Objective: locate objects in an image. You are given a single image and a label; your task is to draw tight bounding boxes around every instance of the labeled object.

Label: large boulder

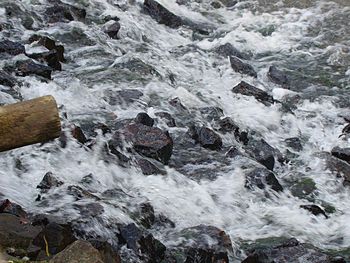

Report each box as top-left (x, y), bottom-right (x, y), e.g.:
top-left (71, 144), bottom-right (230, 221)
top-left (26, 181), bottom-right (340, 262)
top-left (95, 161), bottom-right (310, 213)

top-left (49, 240), bottom-right (103, 263)
top-left (245, 139), bottom-right (276, 171)
top-left (232, 81), bottom-right (275, 106)
top-left (110, 123), bottom-right (173, 164)
top-left (242, 238), bottom-right (342, 263)
top-left (229, 56), bottom-right (257, 78)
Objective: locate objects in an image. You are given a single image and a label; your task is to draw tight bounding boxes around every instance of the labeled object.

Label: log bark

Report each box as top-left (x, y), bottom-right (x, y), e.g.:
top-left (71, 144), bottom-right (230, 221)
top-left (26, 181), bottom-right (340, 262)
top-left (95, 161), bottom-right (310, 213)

top-left (0, 95), bottom-right (61, 152)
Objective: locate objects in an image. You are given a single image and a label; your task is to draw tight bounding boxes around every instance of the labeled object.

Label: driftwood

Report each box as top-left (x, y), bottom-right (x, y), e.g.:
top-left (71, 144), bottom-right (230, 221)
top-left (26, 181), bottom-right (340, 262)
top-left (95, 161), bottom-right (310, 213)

top-left (0, 95), bottom-right (61, 152)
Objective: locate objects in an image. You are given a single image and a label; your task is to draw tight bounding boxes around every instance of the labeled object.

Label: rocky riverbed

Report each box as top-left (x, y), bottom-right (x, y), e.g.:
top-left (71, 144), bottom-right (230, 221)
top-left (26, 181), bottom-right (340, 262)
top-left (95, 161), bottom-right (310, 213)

top-left (1, 0), bottom-right (350, 262)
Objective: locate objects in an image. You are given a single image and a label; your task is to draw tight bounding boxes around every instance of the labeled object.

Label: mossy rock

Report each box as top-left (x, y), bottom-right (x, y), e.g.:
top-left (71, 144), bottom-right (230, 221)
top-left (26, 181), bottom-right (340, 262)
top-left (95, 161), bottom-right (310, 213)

top-left (290, 178), bottom-right (317, 199)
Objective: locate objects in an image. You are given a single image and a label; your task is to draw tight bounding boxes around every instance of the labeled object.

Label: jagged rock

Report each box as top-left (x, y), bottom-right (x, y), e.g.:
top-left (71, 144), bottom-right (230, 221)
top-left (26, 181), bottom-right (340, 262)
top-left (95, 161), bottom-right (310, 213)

top-left (0, 39), bottom-right (25, 55)
top-left (331, 147), bottom-right (350, 164)
top-left (45, 2), bottom-right (86, 23)
top-left (110, 123), bottom-right (173, 164)
top-left (15, 60), bottom-right (52, 79)
top-left (37, 172), bottom-right (63, 192)
top-left (103, 20), bottom-right (121, 39)
top-left (211, 1), bottom-right (222, 9)
top-left (215, 43), bottom-right (247, 59)
top-left (135, 113), bottom-right (154, 127)
top-left (67, 185), bottom-right (100, 201)
top-left (71, 125), bottom-right (88, 144)
top-left (220, 0), bottom-right (238, 7)
top-left (0, 214), bottom-right (41, 248)
top-left (245, 167), bottom-right (283, 192)
top-left (0, 199), bottom-right (27, 218)
top-left (226, 146), bottom-right (243, 158)
top-left (218, 117), bottom-right (240, 134)
top-left (27, 50), bottom-right (62, 71)
top-left (132, 202), bottom-right (156, 229)
top-left (50, 240), bottom-right (103, 263)
top-left (89, 240), bottom-right (121, 263)
top-left (245, 139), bottom-right (275, 171)
top-left (199, 106), bottom-right (224, 122)
top-left (144, 0), bottom-right (183, 28)
top-left (290, 178), bottom-right (316, 199)
top-left (137, 158), bottom-right (165, 175)
top-left (189, 126), bottom-right (223, 150)
top-left (29, 35), bottom-right (65, 62)
top-left (300, 204), bottom-right (328, 218)
top-left (232, 81), bottom-right (275, 106)
top-left (155, 112), bottom-right (176, 127)
top-left (242, 238), bottom-right (340, 263)
top-left (32, 222), bottom-right (76, 255)
top-left (229, 56), bottom-right (257, 78)
top-left (285, 137), bottom-right (303, 152)
top-left (166, 225), bottom-right (232, 263)
top-left (268, 65), bottom-right (289, 86)
top-left (73, 203), bottom-right (104, 217)
top-left (320, 153), bottom-right (350, 186)
top-left (0, 71), bottom-right (17, 87)
top-left (119, 223), bottom-right (166, 262)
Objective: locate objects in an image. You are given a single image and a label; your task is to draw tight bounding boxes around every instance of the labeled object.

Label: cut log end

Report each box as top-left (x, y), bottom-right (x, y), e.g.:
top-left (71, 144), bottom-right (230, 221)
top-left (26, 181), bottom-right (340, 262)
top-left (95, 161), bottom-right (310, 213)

top-left (0, 95), bottom-right (61, 152)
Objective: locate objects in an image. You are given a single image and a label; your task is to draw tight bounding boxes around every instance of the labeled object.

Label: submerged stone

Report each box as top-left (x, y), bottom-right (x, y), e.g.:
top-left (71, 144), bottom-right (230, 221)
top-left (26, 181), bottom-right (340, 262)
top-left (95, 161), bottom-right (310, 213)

top-left (215, 43), bottom-right (247, 59)
top-left (268, 65), bottom-right (289, 86)
top-left (232, 81), bottom-right (275, 106)
top-left (300, 204), bottom-right (328, 218)
top-left (229, 56), bottom-right (257, 78)
top-left (135, 112), bottom-right (154, 127)
top-left (245, 167), bottom-right (283, 192)
top-left (37, 172), bottom-right (64, 192)
top-left (0, 39), bottom-right (25, 55)
top-left (331, 147), bottom-right (350, 164)
top-left (245, 139), bottom-right (276, 171)
top-left (189, 125), bottom-right (223, 150)
top-left (15, 60), bottom-right (52, 79)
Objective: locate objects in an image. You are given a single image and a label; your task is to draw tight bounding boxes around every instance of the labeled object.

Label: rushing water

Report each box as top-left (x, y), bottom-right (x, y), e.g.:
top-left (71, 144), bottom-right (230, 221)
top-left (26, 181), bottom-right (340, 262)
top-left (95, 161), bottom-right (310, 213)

top-left (0, 0), bottom-right (350, 261)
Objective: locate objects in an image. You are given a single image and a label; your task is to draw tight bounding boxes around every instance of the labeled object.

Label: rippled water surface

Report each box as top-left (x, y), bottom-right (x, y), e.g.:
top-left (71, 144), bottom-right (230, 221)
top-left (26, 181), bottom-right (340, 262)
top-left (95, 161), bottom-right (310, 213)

top-left (1, 0), bottom-right (350, 261)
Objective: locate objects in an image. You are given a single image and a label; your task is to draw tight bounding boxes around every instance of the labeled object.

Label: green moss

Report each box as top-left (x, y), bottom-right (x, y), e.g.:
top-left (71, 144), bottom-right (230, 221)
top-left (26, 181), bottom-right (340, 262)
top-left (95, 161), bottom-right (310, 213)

top-left (290, 178), bottom-right (317, 199)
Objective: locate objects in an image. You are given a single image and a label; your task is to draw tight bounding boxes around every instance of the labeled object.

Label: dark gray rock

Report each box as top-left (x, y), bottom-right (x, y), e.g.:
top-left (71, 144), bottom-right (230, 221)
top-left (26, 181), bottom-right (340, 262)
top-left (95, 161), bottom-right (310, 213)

top-left (0, 199), bottom-right (27, 218)
top-left (189, 125), bottom-right (223, 150)
top-left (245, 139), bottom-right (275, 171)
top-left (245, 167), bottom-right (283, 192)
top-left (144, 0), bottom-right (183, 28)
top-left (137, 158), bottom-right (165, 175)
top-left (215, 43), bottom-right (247, 59)
top-left (320, 153), bottom-right (350, 186)
top-left (44, 2), bottom-right (86, 23)
top-left (242, 238), bottom-right (339, 263)
top-left (0, 39), bottom-right (25, 55)
top-left (0, 70), bottom-right (17, 87)
top-left (37, 172), bottom-right (64, 192)
top-left (103, 21), bottom-right (121, 39)
top-left (71, 125), bottom-right (88, 144)
top-left (135, 113), bottom-right (154, 127)
top-left (331, 147), bottom-right (350, 164)
top-left (268, 65), bottom-right (289, 86)
top-left (27, 50), bottom-right (62, 71)
top-left (199, 106), bottom-right (224, 122)
top-left (232, 81), bottom-right (275, 106)
top-left (89, 239), bottom-right (121, 263)
top-left (15, 60), bottom-right (52, 79)
top-left (285, 137), bottom-right (303, 152)
top-left (29, 35), bottom-right (65, 62)
top-left (218, 117), bottom-right (240, 134)
top-left (300, 204), bottom-right (328, 218)
top-left (105, 89), bottom-right (143, 106)
top-left (229, 56), bottom-right (257, 78)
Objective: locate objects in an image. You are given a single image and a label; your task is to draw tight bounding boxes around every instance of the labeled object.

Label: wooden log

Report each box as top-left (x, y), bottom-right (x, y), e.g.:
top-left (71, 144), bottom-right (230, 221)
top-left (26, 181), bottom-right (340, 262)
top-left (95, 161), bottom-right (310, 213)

top-left (0, 95), bottom-right (61, 152)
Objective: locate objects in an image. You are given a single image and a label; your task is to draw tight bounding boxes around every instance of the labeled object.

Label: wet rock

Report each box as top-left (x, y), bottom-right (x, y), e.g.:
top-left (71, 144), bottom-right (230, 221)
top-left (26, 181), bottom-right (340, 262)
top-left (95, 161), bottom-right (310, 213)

top-left (143, 0), bottom-right (183, 28)
top-left (0, 214), bottom-right (42, 248)
top-left (229, 56), bottom-right (257, 78)
top-left (0, 199), bottom-right (27, 218)
top-left (169, 97), bottom-right (188, 111)
top-left (15, 60), bottom-right (52, 79)
top-left (242, 238), bottom-right (337, 263)
top-left (199, 106), bottom-right (224, 122)
top-left (45, 2), bottom-right (86, 23)
top-left (5, 3), bottom-right (37, 30)
top-left (0, 70), bottom-right (17, 87)
top-left (103, 20), bottom-right (121, 39)
top-left (232, 81), bottom-right (275, 106)
top-left (105, 89), bottom-right (143, 106)
top-left (211, 1), bottom-right (222, 9)
top-left (215, 43), bottom-right (247, 59)
top-left (71, 125), bottom-right (88, 144)
top-left (155, 112), bottom-right (176, 127)
top-left (189, 125), bottom-right (223, 150)
top-left (111, 123), bottom-right (173, 164)
top-left (135, 112), bottom-right (154, 127)
top-left (320, 153), bottom-right (350, 186)
top-left (37, 172), bottom-right (64, 192)
top-left (331, 147), bottom-right (350, 164)
top-left (218, 117), bottom-right (240, 134)
top-left (133, 202), bottom-right (156, 229)
top-left (237, 131), bottom-right (249, 145)
top-left (50, 240), bottom-right (103, 263)
top-left (67, 185), bottom-right (100, 201)
top-left (89, 240), bottom-right (121, 263)
top-left (137, 158), bottom-right (165, 175)
top-left (285, 137), bottom-right (303, 152)
top-left (0, 39), bottom-right (25, 55)
top-left (114, 58), bottom-right (160, 77)
top-left (226, 146), bottom-right (243, 158)
top-left (167, 225), bottom-right (232, 263)
top-left (27, 50), bottom-right (62, 71)
top-left (245, 139), bottom-right (275, 171)
top-left (268, 65), bottom-right (289, 86)
top-left (74, 203), bottom-right (104, 217)
top-left (300, 204), bottom-right (328, 218)
top-left (32, 222), bottom-right (76, 255)
top-left (119, 223), bottom-right (166, 262)
top-left (245, 167), bottom-right (283, 192)
top-left (290, 178), bottom-right (316, 199)
top-left (29, 35), bottom-right (65, 62)
top-left (220, 0), bottom-right (238, 7)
